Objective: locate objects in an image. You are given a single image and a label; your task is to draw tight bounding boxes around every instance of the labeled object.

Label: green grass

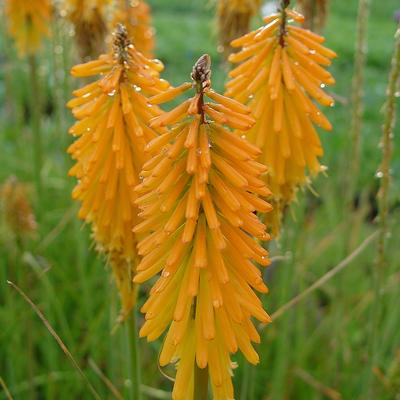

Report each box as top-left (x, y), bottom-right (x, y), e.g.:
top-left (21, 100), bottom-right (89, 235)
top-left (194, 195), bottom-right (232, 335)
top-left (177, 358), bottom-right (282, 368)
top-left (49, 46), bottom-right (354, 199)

top-left (1, 0), bottom-right (400, 399)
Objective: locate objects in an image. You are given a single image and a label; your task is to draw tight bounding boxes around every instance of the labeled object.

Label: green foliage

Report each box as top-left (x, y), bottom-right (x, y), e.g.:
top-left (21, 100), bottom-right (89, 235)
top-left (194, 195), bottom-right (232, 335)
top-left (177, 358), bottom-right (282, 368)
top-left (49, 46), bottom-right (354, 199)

top-left (0, 0), bottom-right (399, 399)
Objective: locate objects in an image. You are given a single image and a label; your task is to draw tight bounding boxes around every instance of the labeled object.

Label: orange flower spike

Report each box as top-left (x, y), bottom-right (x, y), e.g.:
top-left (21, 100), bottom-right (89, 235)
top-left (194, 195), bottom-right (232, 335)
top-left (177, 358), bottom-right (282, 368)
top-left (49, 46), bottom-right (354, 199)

top-left (217, 0), bottom-right (261, 59)
top-left (227, 4), bottom-right (336, 235)
top-left (66, 0), bottom-right (111, 59)
top-left (67, 24), bottom-right (169, 320)
top-left (134, 54), bottom-right (272, 400)
top-left (5, 0), bottom-right (51, 56)
top-left (112, 0), bottom-right (155, 58)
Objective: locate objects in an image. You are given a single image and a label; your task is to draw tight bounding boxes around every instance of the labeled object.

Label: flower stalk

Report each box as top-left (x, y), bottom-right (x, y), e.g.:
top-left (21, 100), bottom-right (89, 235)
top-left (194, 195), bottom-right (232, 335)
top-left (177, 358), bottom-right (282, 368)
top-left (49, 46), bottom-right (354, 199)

top-left (349, 0), bottom-right (370, 203)
top-left (28, 54), bottom-right (43, 201)
top-left (376, 27), bottom-right (400, 270)
top-left (126, 311), bottom-right (142, 400)
top-left (368, 25), bottom-right (400, 399)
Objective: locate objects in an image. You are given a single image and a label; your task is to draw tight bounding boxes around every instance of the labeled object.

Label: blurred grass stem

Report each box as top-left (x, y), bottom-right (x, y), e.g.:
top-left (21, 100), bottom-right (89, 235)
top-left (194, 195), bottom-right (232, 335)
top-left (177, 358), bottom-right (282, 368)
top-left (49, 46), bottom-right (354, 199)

top-left (368, 25), bottom-right (400, 398)
top-left (7, 280), bottom-right (102, 400)
top-left (126, 311), bottom-right (142, 400)
top-left (28, 55), bottom-right (43, 201)
top-left (349, 0), bottom-right (370, 200)
top-left (259, 230), bottom-right (379, 329)
top-left (0, 376), bottom-right (14, 400)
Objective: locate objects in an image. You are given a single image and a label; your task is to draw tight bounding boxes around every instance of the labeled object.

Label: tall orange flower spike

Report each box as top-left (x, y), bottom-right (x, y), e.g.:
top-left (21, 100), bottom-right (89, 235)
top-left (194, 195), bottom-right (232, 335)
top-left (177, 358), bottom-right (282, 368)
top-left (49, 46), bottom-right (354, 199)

top-left (66, 0), bottom-right (111, 59)
top-left (217, 0), bottom-right (261, 59)
top-left (5, 0), bottom-right (51, 56)
top-left (113, 0), bottom-right (155, 58)
top-left (134, 54), bottom-right (273, 400)
top-left (226, 4), bottom-right (336, 234)
top-left (67, 24), bottom-right (169, 320)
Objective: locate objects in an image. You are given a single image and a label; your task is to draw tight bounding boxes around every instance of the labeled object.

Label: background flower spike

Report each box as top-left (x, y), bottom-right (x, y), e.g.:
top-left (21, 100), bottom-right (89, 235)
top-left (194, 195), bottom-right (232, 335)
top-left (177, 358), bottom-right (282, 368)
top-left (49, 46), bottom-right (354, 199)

top-left (66, 0), bottom-right (110, 60)
top-left (226, 4), bottom-right (336, 235)
top-left (217, 0), bottom-right (261, 60)
top-left (5, 0), bottom-right (51, 57)
top-left (112, 0), bottom-right (155, 58)
top-left (134, 54), bottom-right (273, 400)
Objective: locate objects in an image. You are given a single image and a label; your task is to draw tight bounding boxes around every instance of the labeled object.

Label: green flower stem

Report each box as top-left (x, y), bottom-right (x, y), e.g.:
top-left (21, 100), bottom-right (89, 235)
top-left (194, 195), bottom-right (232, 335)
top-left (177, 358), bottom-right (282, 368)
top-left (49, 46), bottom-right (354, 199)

top-left (28, 54), bottom-right (43, 202)
top-left (127, 311), bottom-right (142, 400)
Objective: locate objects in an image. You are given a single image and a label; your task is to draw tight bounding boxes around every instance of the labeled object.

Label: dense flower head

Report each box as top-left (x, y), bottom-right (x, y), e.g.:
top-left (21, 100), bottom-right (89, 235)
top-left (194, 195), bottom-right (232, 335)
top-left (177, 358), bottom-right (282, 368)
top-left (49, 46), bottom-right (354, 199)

top-left (66, 0), bottom-right (111, 59)
top-left (112, 0), bottom-right (155, 58)
top-left (0, 177), bottom-right (37, 239)
top-left (5, 0), bottom-right (51, 56)
top-left (67, 24), bottom-right (169, 318)
top-left (297, 0), bottom-right (329, 32)
top-left (226, 6), bottom-right (336, 234)
top-left (134, 54), bottom-right (272, 400)
top-left (217, 0), bottom-right (261, 59)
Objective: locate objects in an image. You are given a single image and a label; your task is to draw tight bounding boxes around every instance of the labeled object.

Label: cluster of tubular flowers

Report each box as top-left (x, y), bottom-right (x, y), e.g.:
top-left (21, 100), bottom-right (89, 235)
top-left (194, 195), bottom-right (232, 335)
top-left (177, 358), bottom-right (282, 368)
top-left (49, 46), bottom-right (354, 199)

top-left (66, 0), bottom-right (111, 59)
top-left (112, 0), bottom-right (155, 58)
top-left (133, 54), bottom-right (272, 400)
top-left (226, 7), bottom-right (336, 234)
top-left (297, 0), bottom-right (330, 32)
top-left (217, 0), bottom-right (260, 59)
top-left (67, 24), bottom-right (169, 319)
top-left (0, 177), bottom-right (37, 240)
top-left (5, 0), bottom-right (51, 56)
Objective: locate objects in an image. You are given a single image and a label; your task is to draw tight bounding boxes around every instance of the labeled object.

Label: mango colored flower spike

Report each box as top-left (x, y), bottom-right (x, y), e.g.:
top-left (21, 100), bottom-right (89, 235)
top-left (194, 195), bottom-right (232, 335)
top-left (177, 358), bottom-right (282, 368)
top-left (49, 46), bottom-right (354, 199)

top-left (5, 0), bottom-right (51, 56)
top-left (113, 0), bottom-right (155, 58)
top-left (0, 177), bottom-right (37, 240)
top-left (226, 4), bottom-right (336, 234)
top-left (66, 0), bottom-right (111, 59)
top-left (134, 54), bottom-right (273, 399)
top-left (67, 24), bottom-right (169, 320)
top-left (217, 0), bottom-right (261, 59)
top-left (297, 0), bottom-right (330, 32)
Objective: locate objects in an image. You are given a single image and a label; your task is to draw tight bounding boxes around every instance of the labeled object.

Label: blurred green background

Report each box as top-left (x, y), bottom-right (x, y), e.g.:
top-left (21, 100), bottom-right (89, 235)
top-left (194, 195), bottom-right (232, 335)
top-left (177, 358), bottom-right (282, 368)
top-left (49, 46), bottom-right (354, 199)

top-left (0, 0), bottom-right (399, 399)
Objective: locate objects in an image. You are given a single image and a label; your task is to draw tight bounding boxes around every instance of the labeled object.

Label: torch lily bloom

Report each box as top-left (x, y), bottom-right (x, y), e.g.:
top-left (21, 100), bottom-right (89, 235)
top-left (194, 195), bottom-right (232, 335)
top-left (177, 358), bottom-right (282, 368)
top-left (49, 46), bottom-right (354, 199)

top-left (67, 24), bottom-right (169, 319)
top-left (134, 54), bottom-right (272, 399)
top-left (113, 0), bottom-right (155, 58)
top-left (5, 0), bottom-right (51, 56)
top-left (226, 5), bottom-right (336, 234)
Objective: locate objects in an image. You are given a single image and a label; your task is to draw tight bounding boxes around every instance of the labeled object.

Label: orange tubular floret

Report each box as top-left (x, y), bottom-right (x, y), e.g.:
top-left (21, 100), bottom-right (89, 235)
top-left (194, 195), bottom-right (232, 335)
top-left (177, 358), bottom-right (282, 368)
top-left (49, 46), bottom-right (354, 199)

top-left (133, 54), bottom-right (272, 400)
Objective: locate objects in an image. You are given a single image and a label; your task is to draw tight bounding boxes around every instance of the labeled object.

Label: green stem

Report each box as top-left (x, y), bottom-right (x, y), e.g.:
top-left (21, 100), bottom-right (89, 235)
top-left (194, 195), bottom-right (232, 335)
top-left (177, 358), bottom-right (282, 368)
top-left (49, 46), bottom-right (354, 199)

top-left (368, 25), bottom-right (400, 399)
top-left (194, 364), bottom-right (208, 400)
top-left (28, 54), bottom-right (43, 201)
top-left (240, 362), bottom-right (255, 400)
top-left (126, 311), bottom-right (142, 400)
top-left (349, 0), bottom-right (370, 203)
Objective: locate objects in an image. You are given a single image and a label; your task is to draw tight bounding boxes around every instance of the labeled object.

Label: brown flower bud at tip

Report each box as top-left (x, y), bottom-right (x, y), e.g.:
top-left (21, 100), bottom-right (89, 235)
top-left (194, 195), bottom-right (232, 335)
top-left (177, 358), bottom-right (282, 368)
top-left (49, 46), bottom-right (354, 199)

top-left (191, 54), bottom-right (212, 91)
